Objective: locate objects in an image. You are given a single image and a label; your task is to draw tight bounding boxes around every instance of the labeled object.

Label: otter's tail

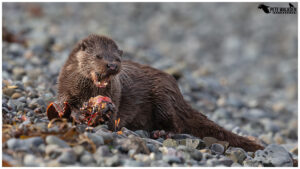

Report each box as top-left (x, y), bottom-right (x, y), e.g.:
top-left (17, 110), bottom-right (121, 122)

top-left (182, 111), bottom-right (264, 152)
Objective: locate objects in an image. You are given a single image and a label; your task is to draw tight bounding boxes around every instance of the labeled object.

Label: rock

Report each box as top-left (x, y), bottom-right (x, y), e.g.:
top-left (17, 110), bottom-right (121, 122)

top-left (94, 145), bottom-right (112, 158)
top-left (210, 143), bottom-right (224, 155)
top-left (163, 155), bottom-right (183, 164)
top-left (57, 149), bottom-right (76, 164)
top-left (146, 143), bottom-right (158, 152)
top-left (203, 137), bottom-right (218, 147)
top-left (253, 144), bottom-right (293, 167)
top-left (123, 159), bottom-right (146, 167)
top-left (80, 151), bottom-right (96, 165)
top-left (72, 145), bottom-right (85, 156)
top-left (24, 154), bottom-right (43, 166)
top-left (134, 130), bottom-right (150, 138)
top-left (11, 92), bottom-right (22, 99)
top-left (133, 153), bottom-right (151, 163)
top-left (117, 136), bottom-right (150, 155)
top-left (121, 127), bottom-right (139, 137)
top-left (163, 139), bottom-right (178, 148)
top-left (150, 160), bottom-right (171, 167)
top-left (45, 144), bottom-right (62, 159)
top-left (84, 132), bottom-right (104, 147)
top-left (6, 137), bottom-right (44, 152)
top-left (177, 138), bottom-right (206, 149)
top-left (290, 147), bottom-right (298, 155)
top-left (46, 135), bottom-right (70, 148)
top-left (12, 67), bottom-right (26, 80)
top-left (225, 147), bottom-right (247, 164)
top-left (191, 150), bottom-right (203, 161)
top-left (96, 131), bottom-right (114, 144)
top-left (243, 157), bottom-right (261, 167)
top-left (3, 88), bottom-right (15, 96)
top-left (274, 133), bottom-right (285, 144)
top-left (105, 155), bottom-right (121, 166)
top-left (218, 157), bottom-right (234, 166)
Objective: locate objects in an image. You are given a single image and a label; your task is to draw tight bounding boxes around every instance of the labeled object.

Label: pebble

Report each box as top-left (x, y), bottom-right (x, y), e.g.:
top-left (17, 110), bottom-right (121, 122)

top-left (225, 147), bottom-right (247, 164)
top-left (6, 137), bottom-right (44, 152)
top-left (191, 150), bottom-right (203, 161)
top-left (210, 143), bottom-right (225, 155)
top-left (84, 132), bottom-right (104, 147)
top-left (105, 155), bottom-right (121, 166)
top-left (11, 92), bottom-right (22, 99)
top-left (57, 149), bottom-right (77, 164)
top-left (94, 145), bottom-right (112, 157)
top-left (253, 144), bottom-right (293, 167)
top-left (80, 151), bottom-right (96, 165)
top-left (96, 131), bottom-right (114, 144)
top-left (46, 135), bottom-right (70, 148)
top-left (163, 155), bottom-right (183, 164)
top-left (3, 88), bottom-right (15, 96)
top-left (163, 139), bottom-right (178, 148)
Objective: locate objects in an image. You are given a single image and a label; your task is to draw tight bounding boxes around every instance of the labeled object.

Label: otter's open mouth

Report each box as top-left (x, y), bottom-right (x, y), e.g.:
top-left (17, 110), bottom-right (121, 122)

top-left (91, 72), bottom-right (111, 88)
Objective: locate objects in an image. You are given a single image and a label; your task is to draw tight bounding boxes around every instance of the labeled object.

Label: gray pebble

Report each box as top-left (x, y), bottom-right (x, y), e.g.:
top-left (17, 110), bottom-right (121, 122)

top-left (84, 132), bottom-right (104, 147)
top-left (57, 149), bottom-right (77, 164)
top-left (210, 143), bottom-right (224, 155)
top-left (46, 135), bottom-right (70, 148)
top-left (253, 144), bottom-right (293, 167)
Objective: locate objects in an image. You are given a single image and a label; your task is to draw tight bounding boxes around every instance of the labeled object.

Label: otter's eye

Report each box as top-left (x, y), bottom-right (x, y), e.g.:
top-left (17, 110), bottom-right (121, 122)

top-left (96, 55), bottom-right (103, 59)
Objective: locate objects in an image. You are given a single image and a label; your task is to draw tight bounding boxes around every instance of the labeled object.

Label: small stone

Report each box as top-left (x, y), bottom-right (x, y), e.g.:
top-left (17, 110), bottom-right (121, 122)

top-left (3, 88), bottom-right (15, 96)
top-left (46, 135), bottom-right (70, 148)
top-left (290, 147), bottom-right (298, 155)
top-left (96, 131), bottom-right (113, 144)
top-left (94, 145), bottom-right (112, 157)
top-left (11, 92), bottom-right (22, 99)
top-left (177, 138), bottom-right (206, 149)
top-left (210, 143), bottom-right (225, 155)
top-left (85, 132), bottom-right (104, 147)
top-left (218, 157), bottom-right (234, 166)
top-left (24, 154), bottom-right (42, 166)
top-left (57, 149), bottom-right (76, 164)
top-left (163, 139), bottom-right (178, 148)
top-left (45, 144), bottom-right (62, 159)
top-left (253, 144), bottom-right (293, 167)
top-left (203, 137), bottom-right (218, 147)
top-left (274, 133), bottom-right (285, 144)
top-left (163, 155), bottom-right (183, 164)
top-left (123, 159), bottom-right (146, 167)
top-left (191, 150), bottom-right (203, 161)
top-left (105, 155), bottom-right (121, 166)
top-left (150, 160), bottom-right (171, 167)
top-left (225, 147), bottom-right (247, 165)
top-left (80, 151), bottom-right (95, 165)
top-left (72, 145), bottom-right (85, 156)
top-left (13, 67), bottom-right (26, 79)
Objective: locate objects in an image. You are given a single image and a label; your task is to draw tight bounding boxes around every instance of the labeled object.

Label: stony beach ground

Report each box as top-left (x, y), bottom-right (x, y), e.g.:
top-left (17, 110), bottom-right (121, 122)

top-left (2, 3), bottom-right (298, 167)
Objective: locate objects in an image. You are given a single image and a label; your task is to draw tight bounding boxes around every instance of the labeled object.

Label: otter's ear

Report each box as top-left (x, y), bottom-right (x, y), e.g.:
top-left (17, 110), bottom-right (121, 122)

top-left (118, 50), bottom-right (123, 56)
top-left (80, 41), bottom-right (87, 51)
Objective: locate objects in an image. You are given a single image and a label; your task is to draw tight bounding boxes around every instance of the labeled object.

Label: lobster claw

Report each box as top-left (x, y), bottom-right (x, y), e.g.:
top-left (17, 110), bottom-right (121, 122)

top-left (46, 102), bottom-right (72, 120)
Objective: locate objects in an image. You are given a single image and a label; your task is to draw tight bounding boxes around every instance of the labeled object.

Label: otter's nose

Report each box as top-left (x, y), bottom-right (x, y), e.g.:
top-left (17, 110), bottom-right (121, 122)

top-left (107, 63), bottom-right (118, 70)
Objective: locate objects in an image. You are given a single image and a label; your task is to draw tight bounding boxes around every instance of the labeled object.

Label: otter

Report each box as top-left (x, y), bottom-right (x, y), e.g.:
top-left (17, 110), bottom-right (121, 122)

top-left (57, 34), bottom-right (264, 152)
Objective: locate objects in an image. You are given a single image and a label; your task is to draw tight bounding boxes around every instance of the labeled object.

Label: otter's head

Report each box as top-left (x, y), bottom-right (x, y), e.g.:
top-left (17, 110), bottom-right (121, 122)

top-left (76, 34), bottom-right (123, 88)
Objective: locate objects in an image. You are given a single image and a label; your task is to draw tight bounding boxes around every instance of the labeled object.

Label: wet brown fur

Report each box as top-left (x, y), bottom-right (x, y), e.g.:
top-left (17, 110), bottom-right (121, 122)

top-left (58, 34), bottom-right (264, 152)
